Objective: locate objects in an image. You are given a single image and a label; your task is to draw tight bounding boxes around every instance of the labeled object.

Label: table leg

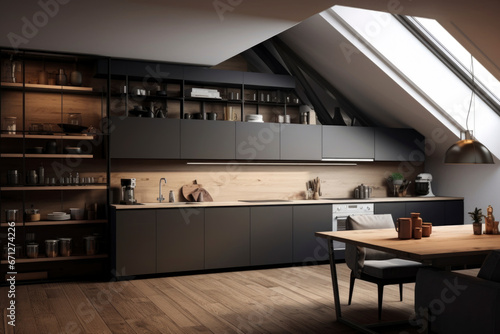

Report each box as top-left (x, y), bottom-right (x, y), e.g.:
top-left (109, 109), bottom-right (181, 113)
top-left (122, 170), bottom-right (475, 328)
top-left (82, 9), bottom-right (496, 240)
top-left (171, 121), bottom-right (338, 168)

top-left (327, 239), bottom-right (342, 319)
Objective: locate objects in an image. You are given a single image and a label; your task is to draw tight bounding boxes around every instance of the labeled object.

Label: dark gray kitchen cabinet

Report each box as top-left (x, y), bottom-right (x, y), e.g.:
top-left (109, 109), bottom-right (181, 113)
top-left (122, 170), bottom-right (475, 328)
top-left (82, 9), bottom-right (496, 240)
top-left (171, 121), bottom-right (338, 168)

top-left (110, 117), bottom-right (180, 159)
top-left (293, 205), bottom-right (332, 263)
top-left (322, 126), bottom-right (374, 159)
top-left (280, 124), bottom-right (322, 161)
top-left (406, 201), bottom-right (446, 226)
top-left (235, 122), bottom-right (281, 160)
top-left (375, 200), bottom-right (463, 227)
top-left (374, 202), bottom-right (406, 222)
top-left (180, 119), bottom-right (236, 159)
top-left (250, 206), bottom-right (293, 266)
top-left (374, 128), bottom-right (425, 162)
top-left (444, 200), bottom-right (464, 225)
top-left (205, 207), bottom-right (250, 269)
top-left (115, 210), bottom-right (156, 276)
top-left (157, 208), bottom-right (205, 273)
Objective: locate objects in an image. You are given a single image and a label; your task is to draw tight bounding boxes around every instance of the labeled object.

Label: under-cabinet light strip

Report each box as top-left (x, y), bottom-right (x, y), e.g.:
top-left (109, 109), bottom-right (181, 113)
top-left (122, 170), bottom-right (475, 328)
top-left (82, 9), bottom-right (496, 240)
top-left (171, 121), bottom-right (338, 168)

top-left (321, 158), bottom-right (374, 162)
top-left (186, 162), bottom-right (357, 166)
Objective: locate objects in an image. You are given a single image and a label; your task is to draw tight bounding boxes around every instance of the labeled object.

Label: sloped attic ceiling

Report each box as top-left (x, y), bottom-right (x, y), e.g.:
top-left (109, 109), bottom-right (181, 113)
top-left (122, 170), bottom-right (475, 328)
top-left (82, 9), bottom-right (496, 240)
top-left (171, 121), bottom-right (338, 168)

top-left (278, 4), bottom-right (500, 159)
top-left (0, 0), bottom-right (340, 66)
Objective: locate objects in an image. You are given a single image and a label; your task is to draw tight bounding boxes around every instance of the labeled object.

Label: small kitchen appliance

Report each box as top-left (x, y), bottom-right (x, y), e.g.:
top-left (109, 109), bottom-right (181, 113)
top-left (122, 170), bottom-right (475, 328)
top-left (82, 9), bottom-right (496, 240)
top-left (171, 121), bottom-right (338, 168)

top-left (415, 173), bottom-right (435, 197)
top-left (120, 178), bottom-right (137, 204)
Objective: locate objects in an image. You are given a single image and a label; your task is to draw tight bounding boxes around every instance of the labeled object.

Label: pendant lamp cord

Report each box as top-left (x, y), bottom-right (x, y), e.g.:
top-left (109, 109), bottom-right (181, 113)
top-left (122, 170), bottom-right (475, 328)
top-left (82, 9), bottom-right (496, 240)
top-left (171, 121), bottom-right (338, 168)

top-left (465, 54), bottom-right (475, 134)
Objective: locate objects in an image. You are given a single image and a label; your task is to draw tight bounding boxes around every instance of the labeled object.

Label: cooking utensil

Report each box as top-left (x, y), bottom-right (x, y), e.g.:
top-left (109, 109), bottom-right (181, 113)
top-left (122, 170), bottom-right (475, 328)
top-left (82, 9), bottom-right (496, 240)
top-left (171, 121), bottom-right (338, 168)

top-left (57, 123), bottom-right (88, 133)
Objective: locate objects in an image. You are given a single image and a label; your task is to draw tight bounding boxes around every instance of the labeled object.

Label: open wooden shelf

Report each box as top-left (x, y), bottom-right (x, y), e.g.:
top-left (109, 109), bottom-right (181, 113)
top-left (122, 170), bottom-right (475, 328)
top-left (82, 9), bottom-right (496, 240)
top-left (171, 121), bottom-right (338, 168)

top-left (1, 82), bottom-right (95, 93)
top-left (1, 134), bottom-right (95, 140)
top-left (1, 253), bottom-right (108, 264)
top-left (1, 219), bottom-right (107, 227)
top-left (0, 185), bottom-right (107, 191)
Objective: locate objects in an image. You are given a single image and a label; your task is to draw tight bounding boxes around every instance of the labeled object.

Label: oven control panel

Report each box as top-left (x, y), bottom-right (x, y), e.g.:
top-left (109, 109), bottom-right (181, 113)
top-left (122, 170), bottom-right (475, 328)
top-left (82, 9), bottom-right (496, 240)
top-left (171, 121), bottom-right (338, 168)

top-left (332, 203), bottom-right (374, 214)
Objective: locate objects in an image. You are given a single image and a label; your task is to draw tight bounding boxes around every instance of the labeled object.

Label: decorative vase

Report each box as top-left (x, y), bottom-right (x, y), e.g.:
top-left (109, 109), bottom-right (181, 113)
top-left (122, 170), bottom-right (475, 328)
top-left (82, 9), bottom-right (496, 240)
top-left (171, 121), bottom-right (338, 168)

top-left (70, 70), bottom-right (82, 86)
top-left (411, 212), bottom-right (423, 238)
top-left (56, 68), bottom-right (67, 86)
top-left (473, 223), bottom-right (482, 235)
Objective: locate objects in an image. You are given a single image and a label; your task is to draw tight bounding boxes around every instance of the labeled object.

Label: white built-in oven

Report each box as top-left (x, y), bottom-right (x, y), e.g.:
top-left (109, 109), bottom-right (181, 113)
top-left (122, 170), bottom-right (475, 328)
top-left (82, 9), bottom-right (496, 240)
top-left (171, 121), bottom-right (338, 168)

top-left (332, 203), bottom-right (374, 251)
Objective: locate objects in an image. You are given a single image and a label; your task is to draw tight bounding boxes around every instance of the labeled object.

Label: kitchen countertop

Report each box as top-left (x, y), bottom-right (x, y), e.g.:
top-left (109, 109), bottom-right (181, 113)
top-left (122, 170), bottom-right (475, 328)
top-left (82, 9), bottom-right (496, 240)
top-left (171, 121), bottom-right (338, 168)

top-left (112, 196), bottom-right (463, 209)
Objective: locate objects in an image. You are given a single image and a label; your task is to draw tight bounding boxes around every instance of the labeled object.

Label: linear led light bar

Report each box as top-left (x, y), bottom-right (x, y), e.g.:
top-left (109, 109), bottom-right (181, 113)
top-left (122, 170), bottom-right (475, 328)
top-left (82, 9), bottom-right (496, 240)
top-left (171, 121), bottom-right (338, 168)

top-left (321, 158), bottom-right (374, 162)
top-left (186, 162), bottom-right (357, 166)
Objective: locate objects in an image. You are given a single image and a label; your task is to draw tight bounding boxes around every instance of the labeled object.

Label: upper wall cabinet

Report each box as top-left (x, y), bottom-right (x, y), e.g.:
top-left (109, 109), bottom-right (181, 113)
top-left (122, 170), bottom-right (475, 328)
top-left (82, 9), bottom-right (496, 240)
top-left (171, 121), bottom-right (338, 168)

top-left (109, 117), bottom-right (180, 159)
top-left (180, 119), bottom-right (236, 160)
top-left (322, 126), bottom-right (374, 160)
top-left (235, 122), bottom-right (280, 160)
top-left (281, 124), bottom-right (322, 161)
top-left (374, 128), bottom-right (425, 162)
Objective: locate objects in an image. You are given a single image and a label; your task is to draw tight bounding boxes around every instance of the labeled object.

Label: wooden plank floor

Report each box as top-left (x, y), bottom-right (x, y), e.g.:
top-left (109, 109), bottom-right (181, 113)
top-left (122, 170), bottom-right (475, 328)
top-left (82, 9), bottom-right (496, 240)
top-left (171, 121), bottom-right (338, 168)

top-left (1, 263), bottom-right (463, 334)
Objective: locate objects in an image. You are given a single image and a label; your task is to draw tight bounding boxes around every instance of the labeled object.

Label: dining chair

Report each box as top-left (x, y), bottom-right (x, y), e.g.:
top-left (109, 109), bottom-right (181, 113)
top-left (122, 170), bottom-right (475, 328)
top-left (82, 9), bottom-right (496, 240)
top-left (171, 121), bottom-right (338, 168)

top-left (345, 214), bottom-right (422, 320)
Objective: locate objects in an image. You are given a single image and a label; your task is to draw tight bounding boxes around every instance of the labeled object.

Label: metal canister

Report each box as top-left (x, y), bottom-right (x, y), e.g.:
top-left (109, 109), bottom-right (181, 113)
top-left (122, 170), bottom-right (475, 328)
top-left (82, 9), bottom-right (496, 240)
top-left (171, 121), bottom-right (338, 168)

top-left (300, 111), bottom-right (309, 124)
top-left (84, 236), bottom-right (96, 255)
top-left (7, 170), bottom-right (18, 185)
top-left (45, 239), bottom-right (59, 258)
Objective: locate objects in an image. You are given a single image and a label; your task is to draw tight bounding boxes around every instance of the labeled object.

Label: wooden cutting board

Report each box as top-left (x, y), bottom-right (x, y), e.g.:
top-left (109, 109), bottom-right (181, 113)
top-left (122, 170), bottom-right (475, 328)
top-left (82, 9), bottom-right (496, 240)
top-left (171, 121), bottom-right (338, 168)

top-left (181, 180), bottom-right (213, 202)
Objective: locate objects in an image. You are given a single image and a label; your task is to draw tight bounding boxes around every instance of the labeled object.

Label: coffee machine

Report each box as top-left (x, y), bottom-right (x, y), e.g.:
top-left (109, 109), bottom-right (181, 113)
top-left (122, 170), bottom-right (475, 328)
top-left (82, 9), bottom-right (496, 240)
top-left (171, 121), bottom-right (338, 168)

top-left (415, 173), bottom-right (435, 197)
top-left (120, 178), bottom-right (137, 204)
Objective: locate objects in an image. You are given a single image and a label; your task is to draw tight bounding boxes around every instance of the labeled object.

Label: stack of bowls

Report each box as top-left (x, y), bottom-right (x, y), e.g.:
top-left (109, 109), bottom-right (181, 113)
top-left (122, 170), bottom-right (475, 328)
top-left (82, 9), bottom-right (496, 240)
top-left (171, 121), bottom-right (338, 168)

top-left (245, 114), bottom-right (264, 123)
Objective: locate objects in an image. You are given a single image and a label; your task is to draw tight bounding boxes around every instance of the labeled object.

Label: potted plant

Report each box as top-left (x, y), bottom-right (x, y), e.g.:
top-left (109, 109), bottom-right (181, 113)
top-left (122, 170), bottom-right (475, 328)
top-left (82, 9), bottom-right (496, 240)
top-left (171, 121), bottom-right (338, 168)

top-left (387, 172), bottom-right (404, 196)
top-left (468, 207), bottom-right (484, 235)
top-left (389, 172), bottom-right (404, 185)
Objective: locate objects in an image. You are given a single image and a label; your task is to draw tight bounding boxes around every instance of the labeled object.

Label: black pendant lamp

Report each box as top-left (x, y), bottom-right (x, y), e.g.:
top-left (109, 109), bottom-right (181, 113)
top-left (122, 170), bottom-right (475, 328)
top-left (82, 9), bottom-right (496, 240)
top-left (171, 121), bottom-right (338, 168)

top-left (444, 55), bottom-right (494, 164)
top-left (444, 130), bottom-right (494, 164)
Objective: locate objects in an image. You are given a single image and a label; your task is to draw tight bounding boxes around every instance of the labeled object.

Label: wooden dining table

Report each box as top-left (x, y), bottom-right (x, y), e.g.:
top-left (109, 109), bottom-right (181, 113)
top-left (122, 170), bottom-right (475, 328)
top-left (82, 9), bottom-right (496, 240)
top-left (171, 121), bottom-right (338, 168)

top-left (315, 224), bottom-right (500, 333)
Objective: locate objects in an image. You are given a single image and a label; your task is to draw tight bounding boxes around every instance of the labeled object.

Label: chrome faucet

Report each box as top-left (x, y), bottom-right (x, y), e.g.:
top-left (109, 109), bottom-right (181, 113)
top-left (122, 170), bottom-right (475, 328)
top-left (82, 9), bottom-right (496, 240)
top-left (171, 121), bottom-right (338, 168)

top-left (157, 178), bottom-right (167, 202)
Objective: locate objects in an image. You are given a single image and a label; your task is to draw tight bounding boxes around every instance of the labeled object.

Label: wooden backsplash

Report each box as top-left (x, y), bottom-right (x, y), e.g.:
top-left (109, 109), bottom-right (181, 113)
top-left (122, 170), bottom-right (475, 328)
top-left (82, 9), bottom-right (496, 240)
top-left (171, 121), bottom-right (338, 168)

top-left (110, 160), bottom-right (425, 203)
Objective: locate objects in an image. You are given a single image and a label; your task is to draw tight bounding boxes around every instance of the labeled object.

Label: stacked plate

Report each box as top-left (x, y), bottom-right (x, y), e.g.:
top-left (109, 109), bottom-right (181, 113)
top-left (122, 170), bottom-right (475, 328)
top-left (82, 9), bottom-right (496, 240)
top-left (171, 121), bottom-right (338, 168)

top-left (245, 114), bottom-right (264, 123)
top-left (47, 212), bottom-right (71, 221)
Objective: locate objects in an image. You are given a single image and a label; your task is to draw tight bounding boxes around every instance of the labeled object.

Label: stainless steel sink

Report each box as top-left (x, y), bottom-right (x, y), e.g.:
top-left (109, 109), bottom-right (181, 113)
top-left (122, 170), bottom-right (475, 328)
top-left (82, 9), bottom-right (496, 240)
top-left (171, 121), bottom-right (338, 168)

top-left (238, 199), bottom-right (293, 203)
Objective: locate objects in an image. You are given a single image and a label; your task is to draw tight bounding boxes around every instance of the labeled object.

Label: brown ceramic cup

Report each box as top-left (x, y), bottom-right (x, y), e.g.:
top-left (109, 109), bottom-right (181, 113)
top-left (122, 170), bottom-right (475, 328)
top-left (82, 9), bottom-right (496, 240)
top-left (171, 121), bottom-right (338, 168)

top-left (422, 225), bottom-right (431, 237)
top-left (414, 227), bottom-right (422, 239)
top-left (422, 222), bottom-right (432, 235)
top-left (396, 218), bottom-right (412, 239)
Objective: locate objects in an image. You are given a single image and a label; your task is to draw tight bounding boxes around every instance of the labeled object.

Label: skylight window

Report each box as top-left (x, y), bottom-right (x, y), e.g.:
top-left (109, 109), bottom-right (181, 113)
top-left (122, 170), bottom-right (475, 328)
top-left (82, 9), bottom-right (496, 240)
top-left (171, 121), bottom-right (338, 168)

top-left (322, 6), bottom-right (500, 156)
top-left (410, 17), bottom-right (500, 108)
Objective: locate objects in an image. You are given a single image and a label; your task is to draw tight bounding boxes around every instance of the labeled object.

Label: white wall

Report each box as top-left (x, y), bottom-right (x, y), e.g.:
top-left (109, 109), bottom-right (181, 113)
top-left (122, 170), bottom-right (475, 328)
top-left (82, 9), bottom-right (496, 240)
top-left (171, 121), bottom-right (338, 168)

top-left (427, 140), bottom-right (500, 225)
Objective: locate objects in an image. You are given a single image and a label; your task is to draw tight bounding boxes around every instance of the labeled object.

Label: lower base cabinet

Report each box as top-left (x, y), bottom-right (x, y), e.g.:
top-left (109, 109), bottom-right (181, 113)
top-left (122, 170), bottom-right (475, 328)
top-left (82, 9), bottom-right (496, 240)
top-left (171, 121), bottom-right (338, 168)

top-left (205, 207), bottom-right (251, 269)
top-left (292, 205), bottom-right (332, 263)
top-left (157, 208), bottom-right (205, 273)
top-left (251, 206), bottom-right (293, 266)
top-left (374, 200), bottom-right (464, 226)
top-left (115, 210), bottom-right (156, 276)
